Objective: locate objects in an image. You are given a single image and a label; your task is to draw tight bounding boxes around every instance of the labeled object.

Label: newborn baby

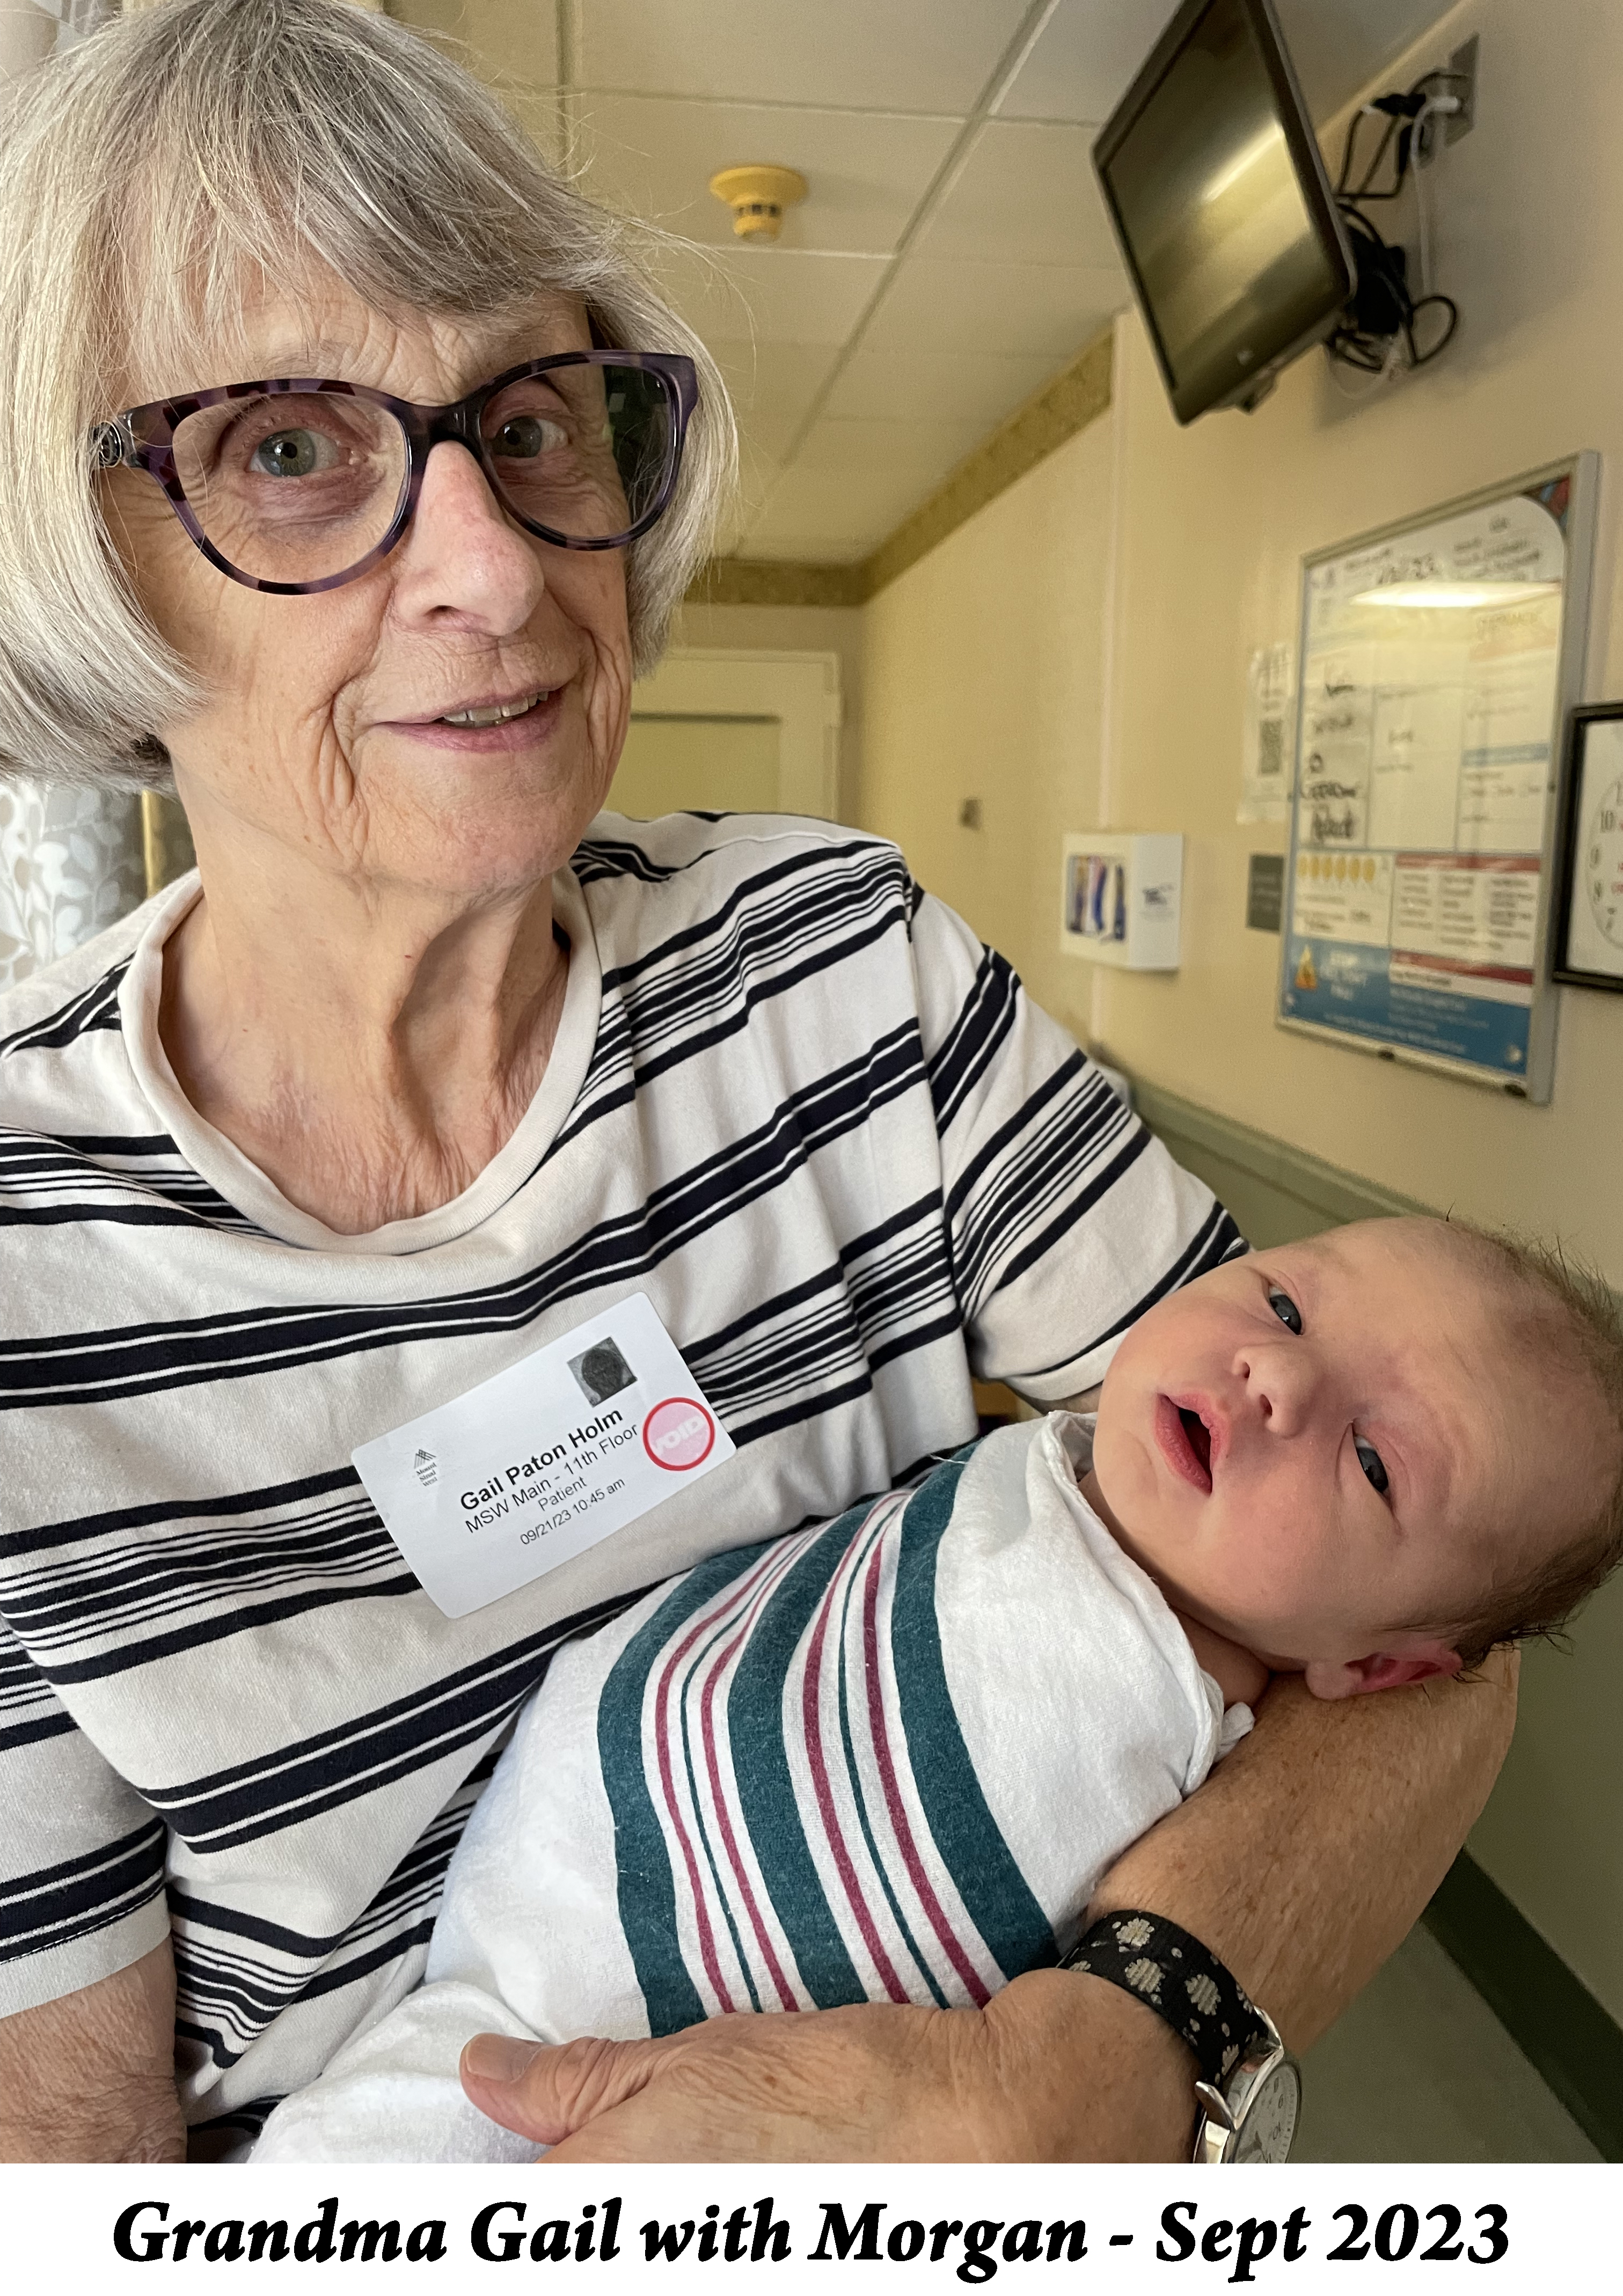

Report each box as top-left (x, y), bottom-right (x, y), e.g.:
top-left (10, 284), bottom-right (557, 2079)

top-left (255, 1216), bottom-right (1623, 2163)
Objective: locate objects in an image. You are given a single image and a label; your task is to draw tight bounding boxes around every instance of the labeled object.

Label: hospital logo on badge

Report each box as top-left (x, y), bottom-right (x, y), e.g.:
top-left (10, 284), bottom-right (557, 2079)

top-left (642, 1397), bottom-right (717, 1471)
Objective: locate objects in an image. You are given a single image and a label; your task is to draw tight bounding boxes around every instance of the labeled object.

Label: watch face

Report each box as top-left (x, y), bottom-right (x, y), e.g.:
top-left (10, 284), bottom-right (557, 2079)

top-left (1231, 2058), bottom-right (1302, 2163)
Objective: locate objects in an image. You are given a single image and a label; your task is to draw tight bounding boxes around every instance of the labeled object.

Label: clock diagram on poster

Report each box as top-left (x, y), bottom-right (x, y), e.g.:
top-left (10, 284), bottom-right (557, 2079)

top-left (1585, 773), bottom-right (1623, 948)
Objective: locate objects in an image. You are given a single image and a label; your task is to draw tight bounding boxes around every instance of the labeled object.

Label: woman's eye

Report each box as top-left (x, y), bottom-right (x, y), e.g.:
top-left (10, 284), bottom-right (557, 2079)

top-left (492, 413), bottom-right (567, 460)
top-left (249, 428), bottom-right (331, 479)
top-left (1355, 1437), bottom-right (1390, 1495)
top-left (1268, 1288), bottom-right (1302, 1334)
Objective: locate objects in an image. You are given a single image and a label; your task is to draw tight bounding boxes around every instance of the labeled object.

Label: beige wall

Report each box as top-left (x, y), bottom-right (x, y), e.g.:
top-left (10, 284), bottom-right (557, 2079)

top-left (860, 412), bottom-right (1113, 1051)
top-left (854, 0), bottom-right (1623, 2017)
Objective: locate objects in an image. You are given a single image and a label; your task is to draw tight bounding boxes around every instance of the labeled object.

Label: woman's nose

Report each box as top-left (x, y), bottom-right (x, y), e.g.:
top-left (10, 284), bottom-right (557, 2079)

top-left (390, 439), bottom-right (547, 634)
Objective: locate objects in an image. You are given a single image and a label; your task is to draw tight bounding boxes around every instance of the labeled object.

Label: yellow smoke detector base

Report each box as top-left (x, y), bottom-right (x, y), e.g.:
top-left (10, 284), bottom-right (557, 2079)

top-left (709, 164), bottom-right (808, 242)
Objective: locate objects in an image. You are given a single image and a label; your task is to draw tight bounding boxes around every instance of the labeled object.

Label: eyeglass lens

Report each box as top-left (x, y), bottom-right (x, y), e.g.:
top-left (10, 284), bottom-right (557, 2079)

top-left (166, 361), bottom-right (673, 586)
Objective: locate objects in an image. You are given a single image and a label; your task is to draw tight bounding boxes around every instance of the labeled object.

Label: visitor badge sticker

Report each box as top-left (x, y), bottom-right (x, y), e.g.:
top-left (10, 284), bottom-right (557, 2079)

top-left (352, 1292), bottom-right (734, 1618)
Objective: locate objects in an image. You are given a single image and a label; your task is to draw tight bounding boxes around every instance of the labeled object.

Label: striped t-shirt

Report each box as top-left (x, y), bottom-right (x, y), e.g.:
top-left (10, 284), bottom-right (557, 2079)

top-left (0, 812), bottom-right (1239, 2150)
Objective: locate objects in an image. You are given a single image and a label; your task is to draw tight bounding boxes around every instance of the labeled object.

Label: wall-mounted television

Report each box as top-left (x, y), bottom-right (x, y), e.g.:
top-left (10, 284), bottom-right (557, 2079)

top-left (1093, 0), bottom-right (1355, 424)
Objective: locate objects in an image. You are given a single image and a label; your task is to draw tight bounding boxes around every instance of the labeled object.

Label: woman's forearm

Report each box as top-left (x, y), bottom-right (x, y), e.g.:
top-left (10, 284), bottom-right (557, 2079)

top-left (0, 1942), bottom-right (185, 2163)
top-left (1091, 1653), bottom-right (1519, 2050)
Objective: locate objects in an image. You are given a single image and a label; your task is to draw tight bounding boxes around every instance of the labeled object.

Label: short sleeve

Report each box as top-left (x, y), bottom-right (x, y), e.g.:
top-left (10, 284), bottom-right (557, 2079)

top-left (0, 1617), bottom-right (169, 2015)
top-left (908, 888), bottom-right (1245, 1400)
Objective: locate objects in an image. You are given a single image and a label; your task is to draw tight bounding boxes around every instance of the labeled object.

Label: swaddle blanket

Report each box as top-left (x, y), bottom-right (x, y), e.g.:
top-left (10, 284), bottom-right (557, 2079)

top-left (254, 1413), bottom-right (1249, 2163)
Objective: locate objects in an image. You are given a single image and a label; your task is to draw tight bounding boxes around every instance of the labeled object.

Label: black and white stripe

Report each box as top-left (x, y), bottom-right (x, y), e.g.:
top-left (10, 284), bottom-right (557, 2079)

top-left (0, 812), bottom-right (1239, 2143)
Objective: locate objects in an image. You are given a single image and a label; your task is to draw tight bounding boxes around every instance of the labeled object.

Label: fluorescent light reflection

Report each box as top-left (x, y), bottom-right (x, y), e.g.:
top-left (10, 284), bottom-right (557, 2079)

top-left (1201, 123), bottom-right (1284, 205)
top-left (1350, 580), bottom-right (1561, 609)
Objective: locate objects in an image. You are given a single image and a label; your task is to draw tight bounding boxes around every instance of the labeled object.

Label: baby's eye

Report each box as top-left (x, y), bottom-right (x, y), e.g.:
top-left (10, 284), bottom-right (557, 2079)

top-left (1268, 1288), bottom-right (1302, 1334)
top-left (1356, 1436), bottom-right (1389, 1495)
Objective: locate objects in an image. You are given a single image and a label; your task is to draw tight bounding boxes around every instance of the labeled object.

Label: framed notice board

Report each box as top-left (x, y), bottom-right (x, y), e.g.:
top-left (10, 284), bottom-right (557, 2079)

top-left (1277, 454), bottom-right (1599, 1101)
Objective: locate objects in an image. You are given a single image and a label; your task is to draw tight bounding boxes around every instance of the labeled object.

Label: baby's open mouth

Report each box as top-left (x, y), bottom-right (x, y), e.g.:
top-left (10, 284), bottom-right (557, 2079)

top-left (1179, 1406), bottom-right (1212, 1476)
top-left (1154, 1393), bottom-right (1215, 1494)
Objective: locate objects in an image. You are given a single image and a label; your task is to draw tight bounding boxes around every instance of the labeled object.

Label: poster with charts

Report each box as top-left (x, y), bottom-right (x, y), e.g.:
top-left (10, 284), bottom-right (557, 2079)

top-left (1276, 457), bottom-right (1597, 1102)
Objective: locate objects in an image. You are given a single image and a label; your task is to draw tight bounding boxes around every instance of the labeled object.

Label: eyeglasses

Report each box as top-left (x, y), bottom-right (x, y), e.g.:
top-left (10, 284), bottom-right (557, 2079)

top-left (94, 350), bottom-right (698, 597)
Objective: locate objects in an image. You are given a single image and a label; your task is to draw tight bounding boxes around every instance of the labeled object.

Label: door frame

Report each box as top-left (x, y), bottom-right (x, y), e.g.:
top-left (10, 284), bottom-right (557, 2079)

top-left (627, 648), bottom-right (843, 819)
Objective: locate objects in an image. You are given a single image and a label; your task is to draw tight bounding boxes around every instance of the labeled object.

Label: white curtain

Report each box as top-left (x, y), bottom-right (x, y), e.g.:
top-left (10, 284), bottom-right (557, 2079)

top-left (0, 0), bottom-right (138, 992)
top-left (0, 782), bottom-right (148, 985)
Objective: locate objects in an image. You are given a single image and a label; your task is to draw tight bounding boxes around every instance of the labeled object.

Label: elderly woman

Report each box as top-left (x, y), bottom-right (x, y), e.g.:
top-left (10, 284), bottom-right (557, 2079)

top-left (0, 0), bottom-right (1511, 2167)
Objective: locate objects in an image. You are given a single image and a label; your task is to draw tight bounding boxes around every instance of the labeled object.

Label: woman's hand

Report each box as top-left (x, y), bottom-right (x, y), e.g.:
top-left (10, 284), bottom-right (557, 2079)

top-left (459, 1971), bottom-right (1195, 2163)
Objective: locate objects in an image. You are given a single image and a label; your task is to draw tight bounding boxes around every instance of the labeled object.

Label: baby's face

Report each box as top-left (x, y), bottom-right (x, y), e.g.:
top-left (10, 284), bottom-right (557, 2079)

top-left (1085, 1220), bottom-right (1594, 1697)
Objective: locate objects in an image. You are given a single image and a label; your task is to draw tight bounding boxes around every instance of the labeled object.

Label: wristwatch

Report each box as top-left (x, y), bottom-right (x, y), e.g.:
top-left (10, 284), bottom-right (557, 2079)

top-left (1059, 1910), bottom-right (1302, 2163)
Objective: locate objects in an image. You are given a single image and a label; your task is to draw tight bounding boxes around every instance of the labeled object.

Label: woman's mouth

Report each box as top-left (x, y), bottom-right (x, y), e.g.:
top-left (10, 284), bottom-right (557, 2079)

top-left (390, 687), bottom-right (564, 752)
top-left (438, 689), bottom-right (551, 728)
top-left (1154, 1393), bottom-right (1214, 1494)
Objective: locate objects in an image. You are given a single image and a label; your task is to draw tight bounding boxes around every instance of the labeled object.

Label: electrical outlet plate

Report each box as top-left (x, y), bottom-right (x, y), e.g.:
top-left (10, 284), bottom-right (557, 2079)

top-left (1445, 34), bottom-right (1478, 144)
top-left (1416, 32), bottom-right (1476, 165)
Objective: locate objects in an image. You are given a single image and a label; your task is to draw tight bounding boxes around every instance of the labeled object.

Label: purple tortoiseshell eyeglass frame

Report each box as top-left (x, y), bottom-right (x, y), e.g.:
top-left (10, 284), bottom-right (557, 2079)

top-left (93, 349), bottom-right (699, 597)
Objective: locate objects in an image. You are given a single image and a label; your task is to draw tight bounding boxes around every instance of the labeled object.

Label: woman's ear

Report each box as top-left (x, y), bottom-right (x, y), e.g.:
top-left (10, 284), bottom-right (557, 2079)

top-left (1304, 1642), bottom-right (1464, 1700)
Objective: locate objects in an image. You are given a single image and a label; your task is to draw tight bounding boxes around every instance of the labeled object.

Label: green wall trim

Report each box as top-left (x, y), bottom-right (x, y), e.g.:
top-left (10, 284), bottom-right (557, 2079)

top-left (1423, 1852), bottom-right (1623, 2161)
top-left (685, 325), bottom-right (1115, 615)
top-left (861, 329), bottom-right (1115, 599)
top-left (683, 559), bottom-right (868, 610)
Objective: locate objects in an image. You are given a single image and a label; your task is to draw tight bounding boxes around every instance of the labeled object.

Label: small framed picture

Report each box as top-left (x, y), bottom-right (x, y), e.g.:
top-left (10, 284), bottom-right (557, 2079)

top-left (1553, 703), bottom-right (1623, 991)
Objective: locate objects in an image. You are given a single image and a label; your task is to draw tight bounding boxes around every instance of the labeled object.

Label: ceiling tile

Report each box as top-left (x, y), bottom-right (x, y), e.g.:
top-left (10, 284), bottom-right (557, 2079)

top-left (794, 415), bottom-right (988, 476)
top-left (823, 347), bottom-right (1067, 432)
top-left (913, 119), bottom-right (1120, 268)
top-left (574, 0), bottom-right (1032, 113)
top-left (656, 243), bottom-right (890, 348)
top-left (573, 96), bottom-right (959, 255)
top-left (993, 0), bottom-right (1170, 123)
top-left (862, 255), bottom-right (1125, 357)
top-left (714, 448), bottom-right (783, 555)
top-left (705, 337), bottom-right (845, 463)
top-left (744, 464), bottom-right (936, 558)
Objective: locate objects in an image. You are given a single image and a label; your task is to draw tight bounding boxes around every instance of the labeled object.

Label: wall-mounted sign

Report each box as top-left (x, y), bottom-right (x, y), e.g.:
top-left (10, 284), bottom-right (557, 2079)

top-left (1276, 456), bottom-right (1599, 1100)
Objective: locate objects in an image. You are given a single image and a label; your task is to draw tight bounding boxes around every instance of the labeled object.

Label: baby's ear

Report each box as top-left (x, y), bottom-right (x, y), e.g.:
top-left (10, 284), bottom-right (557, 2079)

top-left (1304, 1642), bottom-right (1464, 1700)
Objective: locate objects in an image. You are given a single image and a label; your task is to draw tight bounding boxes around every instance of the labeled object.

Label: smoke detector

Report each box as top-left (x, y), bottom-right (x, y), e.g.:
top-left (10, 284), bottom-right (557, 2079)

top-left (708, 164), bottom-right (807, 243)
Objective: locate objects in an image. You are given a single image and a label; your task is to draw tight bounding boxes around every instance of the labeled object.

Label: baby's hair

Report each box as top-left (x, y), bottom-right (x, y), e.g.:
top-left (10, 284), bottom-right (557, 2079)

top-left (1423, 1219), bottom-right (1623, 1668)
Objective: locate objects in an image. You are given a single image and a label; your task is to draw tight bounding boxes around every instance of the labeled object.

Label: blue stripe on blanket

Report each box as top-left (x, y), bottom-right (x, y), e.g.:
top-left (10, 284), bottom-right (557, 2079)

top-left (832, 1505), bottom-right (951, 2008)
top-left (890, 1453), bottom-right (1057, 1981)
top-left (598, 1551), bottom-right (761, 2036)
top-left (726, 1510), bottom-right (866, 2008)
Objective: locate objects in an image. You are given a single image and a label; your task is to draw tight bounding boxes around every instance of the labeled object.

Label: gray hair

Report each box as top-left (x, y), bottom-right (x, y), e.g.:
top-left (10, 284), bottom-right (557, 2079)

top-left (0, 0), bottom-right (736, 791)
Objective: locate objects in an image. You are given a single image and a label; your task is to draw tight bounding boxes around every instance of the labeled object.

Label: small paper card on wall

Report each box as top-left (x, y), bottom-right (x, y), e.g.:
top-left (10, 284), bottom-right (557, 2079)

top-left (353, 1292), bottom-right (735, 1618)
top-left (1238, 642), bottom-right (1293, 824)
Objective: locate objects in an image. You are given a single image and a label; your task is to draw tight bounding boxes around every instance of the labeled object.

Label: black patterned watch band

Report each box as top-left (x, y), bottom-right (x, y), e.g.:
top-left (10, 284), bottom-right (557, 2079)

top-left (1059, 1910), bottom-right (1273, 2089)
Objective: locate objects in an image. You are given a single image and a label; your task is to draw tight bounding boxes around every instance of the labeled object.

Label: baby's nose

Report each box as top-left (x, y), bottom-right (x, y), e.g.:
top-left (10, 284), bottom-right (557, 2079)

top-left (1236, 1341), bottom-right (1317, 1433)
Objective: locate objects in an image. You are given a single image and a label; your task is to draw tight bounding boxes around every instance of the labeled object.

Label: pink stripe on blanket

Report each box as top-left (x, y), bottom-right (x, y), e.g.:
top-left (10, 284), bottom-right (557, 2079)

top-left (650, 1543), bottom-right (792, 2014)
top-left (697, 1581), bottom-right (802, 2014)
top-left (801, 1505), bottom-right (909, 2003)
top-left (860, 1537), bottom-right (991, 2006)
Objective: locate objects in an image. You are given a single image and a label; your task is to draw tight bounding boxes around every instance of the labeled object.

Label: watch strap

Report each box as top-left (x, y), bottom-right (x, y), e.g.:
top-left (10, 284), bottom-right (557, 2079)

top-left (1059, 1910), bottom-right (1272, 2088)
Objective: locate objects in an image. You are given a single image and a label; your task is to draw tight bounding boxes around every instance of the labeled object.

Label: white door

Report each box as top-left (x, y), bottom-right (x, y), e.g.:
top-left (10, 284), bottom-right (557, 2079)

top-left (607, 648), bottom-right (842, 822)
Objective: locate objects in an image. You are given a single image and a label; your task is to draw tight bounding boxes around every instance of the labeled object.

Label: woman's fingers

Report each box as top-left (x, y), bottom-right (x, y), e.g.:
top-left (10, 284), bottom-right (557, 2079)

top-left (459, 2030), bottom-right (672, 2145)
